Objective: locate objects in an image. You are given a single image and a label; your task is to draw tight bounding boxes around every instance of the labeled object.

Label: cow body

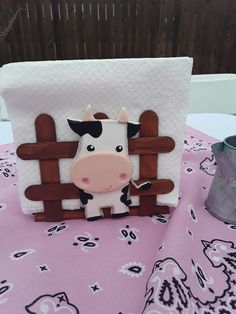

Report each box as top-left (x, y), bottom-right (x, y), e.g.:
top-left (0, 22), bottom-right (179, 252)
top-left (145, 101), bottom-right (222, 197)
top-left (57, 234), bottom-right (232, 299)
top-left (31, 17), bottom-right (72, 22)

top-left (68, 106), bottom-right (139, 220)
top-left (79, 185), bottom-right (131, 219)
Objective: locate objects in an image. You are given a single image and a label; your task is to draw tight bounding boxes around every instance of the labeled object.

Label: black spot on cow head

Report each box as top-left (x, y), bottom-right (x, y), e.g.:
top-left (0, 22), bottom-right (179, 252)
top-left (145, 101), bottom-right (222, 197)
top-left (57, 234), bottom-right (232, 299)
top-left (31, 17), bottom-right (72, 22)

top-left (127, 122), bottom-right (140, 138)
top-left (67, 120), bottom-right (102, 138)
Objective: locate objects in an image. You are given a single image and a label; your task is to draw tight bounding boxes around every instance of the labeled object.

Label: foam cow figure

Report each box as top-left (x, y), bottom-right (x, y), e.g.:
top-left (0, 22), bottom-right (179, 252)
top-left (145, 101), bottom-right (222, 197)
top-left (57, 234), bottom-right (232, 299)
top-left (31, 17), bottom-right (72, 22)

top-left (68, 105), bottom-right (151, 221)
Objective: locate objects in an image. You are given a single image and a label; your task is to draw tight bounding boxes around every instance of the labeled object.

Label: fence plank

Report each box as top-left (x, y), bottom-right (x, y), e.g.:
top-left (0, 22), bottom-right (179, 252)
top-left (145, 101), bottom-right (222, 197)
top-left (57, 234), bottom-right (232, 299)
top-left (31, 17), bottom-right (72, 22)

top-left (65, 1), bottom-right (78, 59)
top-left (35, 205), bottom-right (170, 221)
top-left (106, 0), bottom-right (115, 57)
top-left (34, 0), bottom-right (55, 60)
top-left (17, 136), bottom-right (175, 160)
top-left (25, 0), bottom-right (42, 60)
top-left (2, 0), bottom-right (25, 62)
top-left (35, 114), bottom-right (63, 221)
top-left (135, 0), bottom-right (143, 57)
top-left (74, 0), bottom-right (85, 58)
top-left (0, 0), bottom-right (13, 63)
top-left (150, 0), bottom-right (160, 57)
top-left (114, 0), bottom-right (123, 57)
top-left (98, 0), bottom-right (107, 57)
top-left (35, 209), bottom-right (86, 221)
top-left (127, 0), bottom-right (136, 57)
top-left (139, 110), bottom-right (159, 216)
top-left (83, 1), bottom-right (93, 58)
top-left (25, 179), bottom-right (174, 201)
top-left (16, 2), bottom-right (33, 61)
top-left (120, 0), bottom-right (127, 57)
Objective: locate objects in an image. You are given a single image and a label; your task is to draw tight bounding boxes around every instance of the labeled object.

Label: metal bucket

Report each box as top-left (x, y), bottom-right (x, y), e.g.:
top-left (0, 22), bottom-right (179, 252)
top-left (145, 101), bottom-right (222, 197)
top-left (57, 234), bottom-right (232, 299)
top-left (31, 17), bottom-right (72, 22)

top-left (206, 135), bottom-right (236, 224)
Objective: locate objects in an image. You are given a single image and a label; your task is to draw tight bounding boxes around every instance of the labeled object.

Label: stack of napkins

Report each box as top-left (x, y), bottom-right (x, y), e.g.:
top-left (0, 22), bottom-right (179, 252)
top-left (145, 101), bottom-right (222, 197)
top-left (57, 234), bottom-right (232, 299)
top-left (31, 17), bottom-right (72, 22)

top-left (0, 57), bottom-right (193, 214)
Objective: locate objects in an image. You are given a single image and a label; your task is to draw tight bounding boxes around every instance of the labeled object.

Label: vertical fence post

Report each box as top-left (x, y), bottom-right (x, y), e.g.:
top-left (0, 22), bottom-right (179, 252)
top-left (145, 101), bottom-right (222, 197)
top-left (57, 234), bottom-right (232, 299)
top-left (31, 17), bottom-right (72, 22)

top-left (35, 114), bottom-right (63, 221)
top-left (139, 110), bottom-right (158, 215)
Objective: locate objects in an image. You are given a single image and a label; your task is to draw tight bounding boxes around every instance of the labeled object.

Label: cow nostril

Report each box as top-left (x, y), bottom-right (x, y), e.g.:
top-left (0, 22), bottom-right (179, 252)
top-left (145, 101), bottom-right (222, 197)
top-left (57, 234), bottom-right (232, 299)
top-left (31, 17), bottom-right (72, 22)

top-left (119, 173), bottom-right (128, 181)
top-left (81, 177), bottom-right (90, 185)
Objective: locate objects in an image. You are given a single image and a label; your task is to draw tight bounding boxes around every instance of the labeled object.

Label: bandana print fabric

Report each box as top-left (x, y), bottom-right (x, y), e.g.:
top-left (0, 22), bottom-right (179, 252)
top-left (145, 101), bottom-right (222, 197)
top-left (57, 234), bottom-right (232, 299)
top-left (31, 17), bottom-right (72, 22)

top-left (0, 127), bottom-right (235, 314)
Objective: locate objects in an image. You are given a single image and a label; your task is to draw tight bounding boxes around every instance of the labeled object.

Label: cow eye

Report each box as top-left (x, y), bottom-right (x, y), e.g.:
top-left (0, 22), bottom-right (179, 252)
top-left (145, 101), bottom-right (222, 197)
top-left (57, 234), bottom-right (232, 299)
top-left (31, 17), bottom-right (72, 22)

top-left (116, 145), bottom-right (123, 152)
top-left (87, 145), bottom-right (95, 152)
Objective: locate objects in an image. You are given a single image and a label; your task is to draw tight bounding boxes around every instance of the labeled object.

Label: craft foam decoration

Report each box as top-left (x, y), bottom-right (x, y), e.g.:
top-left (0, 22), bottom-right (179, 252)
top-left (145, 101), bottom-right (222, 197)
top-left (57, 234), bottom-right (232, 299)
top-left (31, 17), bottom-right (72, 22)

top-left (68, 106), bottom-right (138, 220)
top-left (68, 106), bottom-right (150, 220)
top-left (117, 107), bottom-right (128, 123)
top-left (0, 57), bottom-right (193, 214)
top-left (83, 104), bottom-right (96, 121)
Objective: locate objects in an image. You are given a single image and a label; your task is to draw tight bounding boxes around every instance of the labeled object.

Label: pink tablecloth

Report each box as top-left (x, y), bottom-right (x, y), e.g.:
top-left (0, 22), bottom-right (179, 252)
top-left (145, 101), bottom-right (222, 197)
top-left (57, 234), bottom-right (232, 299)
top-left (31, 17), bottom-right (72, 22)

top-left (0, 127), bottom-right (236, 314)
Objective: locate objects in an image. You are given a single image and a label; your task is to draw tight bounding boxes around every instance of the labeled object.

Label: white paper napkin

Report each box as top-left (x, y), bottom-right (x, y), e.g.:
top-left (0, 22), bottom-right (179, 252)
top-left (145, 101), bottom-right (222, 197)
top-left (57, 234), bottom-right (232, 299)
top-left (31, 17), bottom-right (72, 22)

top-left (0, 57), bottom-right (193, 214)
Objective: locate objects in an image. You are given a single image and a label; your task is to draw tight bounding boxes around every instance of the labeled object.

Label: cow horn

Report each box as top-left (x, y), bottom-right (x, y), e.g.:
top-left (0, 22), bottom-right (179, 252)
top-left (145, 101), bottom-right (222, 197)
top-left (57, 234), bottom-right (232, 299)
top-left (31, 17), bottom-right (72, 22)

top-left (83, 104), bottom-right (96, 121)
top-left (118, 107), bottom-right (128, 123)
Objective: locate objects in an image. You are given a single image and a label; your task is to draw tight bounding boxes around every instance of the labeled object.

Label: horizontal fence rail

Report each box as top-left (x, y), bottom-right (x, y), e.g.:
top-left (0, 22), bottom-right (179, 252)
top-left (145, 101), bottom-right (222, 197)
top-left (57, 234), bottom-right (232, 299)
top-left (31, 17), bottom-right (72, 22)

top-left (25, 180), bottom-right (175, 201)
top-left (0, 0), bottom-right (236, 73)
top-left (17, 136), bottom-right (175, 159)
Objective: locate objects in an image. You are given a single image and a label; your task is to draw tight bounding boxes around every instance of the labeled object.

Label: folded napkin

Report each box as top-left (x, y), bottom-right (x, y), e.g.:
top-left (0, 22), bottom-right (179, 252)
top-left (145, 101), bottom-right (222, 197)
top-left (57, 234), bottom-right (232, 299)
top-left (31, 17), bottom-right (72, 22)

top-left (0, 57), bottom-right (193, 214)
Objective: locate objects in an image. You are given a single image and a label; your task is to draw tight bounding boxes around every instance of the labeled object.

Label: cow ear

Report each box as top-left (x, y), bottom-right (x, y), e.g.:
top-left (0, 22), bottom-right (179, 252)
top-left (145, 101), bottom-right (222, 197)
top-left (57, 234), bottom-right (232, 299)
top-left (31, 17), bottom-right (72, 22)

top-left (117, 107), bottom-right (128, 123)
top-left (83, 104), bottom-right (96, 121)
top-left (127, 122), bottom-right (140, 138)
top-left (67, 119), bottom-right (102, 138)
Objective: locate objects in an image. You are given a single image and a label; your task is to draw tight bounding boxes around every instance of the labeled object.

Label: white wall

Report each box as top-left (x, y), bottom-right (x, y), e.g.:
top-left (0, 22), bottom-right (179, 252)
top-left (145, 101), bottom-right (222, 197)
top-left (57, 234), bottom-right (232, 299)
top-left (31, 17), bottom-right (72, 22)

top-left (0, 95), bottom-right (8, 120)
top-left (188, 74), bottom-right (236, 113)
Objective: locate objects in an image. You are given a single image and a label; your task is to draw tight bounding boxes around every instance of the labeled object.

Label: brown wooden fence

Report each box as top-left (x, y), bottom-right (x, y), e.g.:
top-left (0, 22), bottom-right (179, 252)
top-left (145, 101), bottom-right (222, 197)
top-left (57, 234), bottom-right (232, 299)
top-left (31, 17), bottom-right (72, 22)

top-left (0, 0), bottom-right (235, 74)
top-left (16, 110), bottom-right (175, 222)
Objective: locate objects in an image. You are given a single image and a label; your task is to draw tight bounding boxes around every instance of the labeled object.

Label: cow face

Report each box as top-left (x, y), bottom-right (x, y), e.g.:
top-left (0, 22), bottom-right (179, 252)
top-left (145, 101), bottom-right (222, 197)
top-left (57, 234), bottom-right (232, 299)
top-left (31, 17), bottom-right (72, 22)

top-left (68, 106), bottom-right (139, 193)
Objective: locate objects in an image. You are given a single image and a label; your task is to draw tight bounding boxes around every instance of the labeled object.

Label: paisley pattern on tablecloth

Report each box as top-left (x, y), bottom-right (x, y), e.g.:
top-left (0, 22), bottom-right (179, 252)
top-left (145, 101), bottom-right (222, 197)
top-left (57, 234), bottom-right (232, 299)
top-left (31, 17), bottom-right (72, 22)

top-left (0, 127), bottom-right (235, 314)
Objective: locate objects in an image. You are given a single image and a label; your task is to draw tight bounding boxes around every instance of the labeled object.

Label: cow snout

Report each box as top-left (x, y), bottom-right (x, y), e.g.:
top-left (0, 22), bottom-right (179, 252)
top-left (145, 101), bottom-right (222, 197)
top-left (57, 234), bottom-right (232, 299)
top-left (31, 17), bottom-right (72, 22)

top-left (70, 152), bottom-right (133, 193)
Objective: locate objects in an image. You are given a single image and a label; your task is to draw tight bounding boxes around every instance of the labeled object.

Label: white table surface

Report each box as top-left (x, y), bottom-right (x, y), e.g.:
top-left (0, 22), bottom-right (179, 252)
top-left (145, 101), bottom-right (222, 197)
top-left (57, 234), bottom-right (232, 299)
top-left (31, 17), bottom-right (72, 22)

top-left (186, 113), bottom-right (236, 140)
top-left (1, 113), bottom-right (236, 145)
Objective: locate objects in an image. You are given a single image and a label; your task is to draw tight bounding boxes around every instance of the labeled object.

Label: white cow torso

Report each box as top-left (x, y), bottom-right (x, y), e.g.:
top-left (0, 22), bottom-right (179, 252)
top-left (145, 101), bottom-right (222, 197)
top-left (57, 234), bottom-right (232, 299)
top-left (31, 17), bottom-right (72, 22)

top-left (80, 186), bottom-right (131, 219)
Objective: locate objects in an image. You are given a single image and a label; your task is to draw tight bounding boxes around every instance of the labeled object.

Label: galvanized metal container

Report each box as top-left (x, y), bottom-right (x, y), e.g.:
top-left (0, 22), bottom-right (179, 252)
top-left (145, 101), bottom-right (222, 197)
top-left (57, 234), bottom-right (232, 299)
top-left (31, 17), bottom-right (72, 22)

top-left (206, 136), bottom-right (236, 224)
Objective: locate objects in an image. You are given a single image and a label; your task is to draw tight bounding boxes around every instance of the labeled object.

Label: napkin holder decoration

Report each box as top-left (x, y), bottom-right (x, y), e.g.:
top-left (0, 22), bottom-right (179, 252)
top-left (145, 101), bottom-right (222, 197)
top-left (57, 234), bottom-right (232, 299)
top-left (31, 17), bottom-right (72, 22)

top-left (17, 105), bottom-right (175, 222)
top-left (206, 135), bottom-right (236, 224)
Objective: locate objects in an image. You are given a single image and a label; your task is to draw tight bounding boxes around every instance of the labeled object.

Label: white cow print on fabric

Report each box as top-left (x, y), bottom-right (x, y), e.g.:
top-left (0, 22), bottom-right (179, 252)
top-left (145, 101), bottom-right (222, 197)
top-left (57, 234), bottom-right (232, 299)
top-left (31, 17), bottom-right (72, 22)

top-left (25, 292), bottom-right (79, 313)
top-left (143, 238), bottom-right (236, 314)
top-left (200, 155), bottom-right (217, 176)
top-left (189, 239), bottom-right (235, 305)
top-left (202, 239), bottom-right (236, 276)
top-left (143, 258), bottom-right (191, 314)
